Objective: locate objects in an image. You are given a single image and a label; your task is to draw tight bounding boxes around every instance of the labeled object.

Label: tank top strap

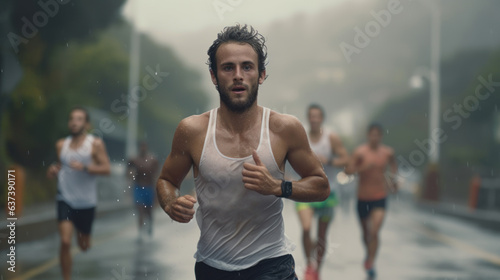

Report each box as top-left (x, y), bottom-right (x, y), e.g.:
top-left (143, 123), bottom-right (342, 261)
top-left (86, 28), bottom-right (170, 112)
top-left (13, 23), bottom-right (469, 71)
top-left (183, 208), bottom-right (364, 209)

top-left (61, 136), bottom-right (71, 155)
top-left (324, 129), bottom-right (332, 155)
top-left (208, 108), bottom-right (218, 147)
top-left (82, 134), bottom-right (95, 155)
top-left (199, 109), bottom-right (217, 166)
top-left (260, 107), bottom-right (270, 145)
top-left (210, 108), bottom-right (217, 136)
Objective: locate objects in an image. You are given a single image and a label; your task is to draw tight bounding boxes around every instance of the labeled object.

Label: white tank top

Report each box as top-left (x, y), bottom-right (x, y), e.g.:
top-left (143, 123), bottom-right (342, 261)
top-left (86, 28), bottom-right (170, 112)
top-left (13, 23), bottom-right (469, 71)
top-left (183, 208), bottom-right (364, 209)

top-left (194, 107), bottom-right (294, 271)
top-left (309, 129), bottom-right (332, 160)
top-left (57, 134), bottom-right (98, 209)
top-left (309, 129), bottom-right (341, 188)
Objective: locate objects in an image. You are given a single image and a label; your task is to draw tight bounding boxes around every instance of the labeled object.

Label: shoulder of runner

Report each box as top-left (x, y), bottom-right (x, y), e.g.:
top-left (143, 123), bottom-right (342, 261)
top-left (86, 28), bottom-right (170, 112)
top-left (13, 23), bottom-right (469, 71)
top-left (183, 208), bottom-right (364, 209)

top-left (268, 110), bottom-right (304, 146)
top-left (171, 113), bottom-right (210, 161)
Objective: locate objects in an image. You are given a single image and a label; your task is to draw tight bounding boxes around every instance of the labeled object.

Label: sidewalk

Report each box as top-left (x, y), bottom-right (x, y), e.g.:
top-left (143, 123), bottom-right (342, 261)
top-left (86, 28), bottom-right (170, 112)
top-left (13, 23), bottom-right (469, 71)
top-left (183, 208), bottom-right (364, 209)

top-left (416, 200), bottom-right (500, 231)
top-left (0, 196), bottom-right (133, 250)
top-left (0, 170), bottom-right (135, 249)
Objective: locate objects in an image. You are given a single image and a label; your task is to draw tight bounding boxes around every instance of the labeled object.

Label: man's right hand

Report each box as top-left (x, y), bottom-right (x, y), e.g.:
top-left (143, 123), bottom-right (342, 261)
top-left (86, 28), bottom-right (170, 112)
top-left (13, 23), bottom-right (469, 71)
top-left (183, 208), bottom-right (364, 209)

top-left (166, 195), bottom-right (197, 223)
top-left (47, 163), bottom-right (61, 179)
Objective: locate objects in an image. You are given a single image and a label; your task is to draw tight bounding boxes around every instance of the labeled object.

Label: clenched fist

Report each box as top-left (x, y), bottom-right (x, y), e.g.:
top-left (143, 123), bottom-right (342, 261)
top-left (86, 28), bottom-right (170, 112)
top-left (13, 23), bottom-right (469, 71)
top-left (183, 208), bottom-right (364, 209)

top-left (166, 195), bottom-right (197, 223)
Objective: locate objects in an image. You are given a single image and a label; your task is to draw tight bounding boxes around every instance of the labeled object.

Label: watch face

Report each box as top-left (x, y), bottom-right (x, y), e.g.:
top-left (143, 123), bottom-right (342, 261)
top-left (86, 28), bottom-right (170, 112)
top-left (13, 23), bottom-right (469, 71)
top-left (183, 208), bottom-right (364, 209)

top-left (284, 181), bottom-right (292, 197)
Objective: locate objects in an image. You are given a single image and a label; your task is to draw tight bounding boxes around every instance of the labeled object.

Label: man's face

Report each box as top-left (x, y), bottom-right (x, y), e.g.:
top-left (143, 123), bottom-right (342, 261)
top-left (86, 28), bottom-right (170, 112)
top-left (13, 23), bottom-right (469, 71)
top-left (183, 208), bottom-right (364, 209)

top-left (308, 108), bottom-right (323, 131)
top-left (210, 42), bottom-right (266, 113)
top-left (368, 128), bottom-right (382, 147)
top-left (68, 110), bottom-right (88, 136)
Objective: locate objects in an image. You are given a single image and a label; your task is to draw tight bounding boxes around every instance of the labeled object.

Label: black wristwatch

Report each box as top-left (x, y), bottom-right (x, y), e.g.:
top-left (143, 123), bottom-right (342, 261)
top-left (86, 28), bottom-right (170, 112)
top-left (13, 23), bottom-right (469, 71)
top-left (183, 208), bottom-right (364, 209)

top-left (278, 180), bottom-right (293, 198)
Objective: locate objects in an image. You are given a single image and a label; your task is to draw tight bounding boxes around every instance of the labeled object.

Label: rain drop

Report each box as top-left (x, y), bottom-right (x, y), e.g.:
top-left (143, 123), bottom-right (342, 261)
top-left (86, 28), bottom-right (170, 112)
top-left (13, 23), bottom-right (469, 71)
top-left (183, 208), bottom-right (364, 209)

top-left (117, 199), bottom-right (120, 202)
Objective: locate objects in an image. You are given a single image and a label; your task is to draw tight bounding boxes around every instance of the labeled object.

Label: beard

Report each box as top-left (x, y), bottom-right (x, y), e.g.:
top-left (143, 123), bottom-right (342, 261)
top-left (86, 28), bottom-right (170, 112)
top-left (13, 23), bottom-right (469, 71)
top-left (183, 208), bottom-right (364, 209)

top-left (70, 126), bottom-right (86, 136)
top-left (218, 80), bottom-right (258, 113)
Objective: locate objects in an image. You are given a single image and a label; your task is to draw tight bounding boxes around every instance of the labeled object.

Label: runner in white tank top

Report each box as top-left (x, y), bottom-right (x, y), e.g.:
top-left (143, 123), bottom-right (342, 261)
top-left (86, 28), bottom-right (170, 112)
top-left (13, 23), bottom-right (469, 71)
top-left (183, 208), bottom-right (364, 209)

top-left (297, 104), bottom-right (349, 280)
top-left (157, 24), bottom-right (330, 280)
top-left (194, 107), bottom-right (294, 270)
top-left (47, 107), bottom-right (110, 280)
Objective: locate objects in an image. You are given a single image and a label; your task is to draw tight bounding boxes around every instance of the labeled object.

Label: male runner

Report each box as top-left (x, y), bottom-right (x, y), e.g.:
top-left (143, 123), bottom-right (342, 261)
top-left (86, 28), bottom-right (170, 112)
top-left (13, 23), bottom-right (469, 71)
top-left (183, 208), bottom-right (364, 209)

top-left (296, 104), bottom-right (349, 280)
top-left (156, 24), bottom-right (330, 280)
top-left (345, 123), bottom-right (398, 279)
top-left (128, 141), bottom-right (159, 238)
top-left (47, 107), bottom-right (110, 280)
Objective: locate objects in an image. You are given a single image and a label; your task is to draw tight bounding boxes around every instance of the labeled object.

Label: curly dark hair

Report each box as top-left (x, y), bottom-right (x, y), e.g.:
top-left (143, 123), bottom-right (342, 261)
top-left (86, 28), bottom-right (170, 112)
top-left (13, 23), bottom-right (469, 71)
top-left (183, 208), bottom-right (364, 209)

top-left (70, 106), bottom-right (90, 123)
top-left (307, 103), bottom-right (325, 118)
top-left (207, 24), bottom-right (268, 77)
top-left (368, 122), bottom-right (383, 133)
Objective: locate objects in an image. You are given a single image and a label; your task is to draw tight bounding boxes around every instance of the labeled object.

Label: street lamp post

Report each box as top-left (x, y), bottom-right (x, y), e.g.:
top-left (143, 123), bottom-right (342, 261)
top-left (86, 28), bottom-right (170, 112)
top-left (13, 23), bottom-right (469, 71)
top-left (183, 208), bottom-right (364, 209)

top-left (409, 0), bottom-right (441, 201)
top-left (125, 0), bottom-right (140, 159)
top-left (410, 0), bottom-right (441, 164)
top-left (429, 1), bottom-right (441, 164)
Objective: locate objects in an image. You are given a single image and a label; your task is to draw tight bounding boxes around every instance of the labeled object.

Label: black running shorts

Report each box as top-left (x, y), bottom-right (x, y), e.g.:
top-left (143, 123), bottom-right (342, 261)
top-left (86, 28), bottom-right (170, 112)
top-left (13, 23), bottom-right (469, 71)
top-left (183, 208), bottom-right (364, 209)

top-left (357, 197), bottom-right (387, 220)
top-left (57, 200), bottom-right (95, 235)
top-left (195, 254), bottom-right (298, 280)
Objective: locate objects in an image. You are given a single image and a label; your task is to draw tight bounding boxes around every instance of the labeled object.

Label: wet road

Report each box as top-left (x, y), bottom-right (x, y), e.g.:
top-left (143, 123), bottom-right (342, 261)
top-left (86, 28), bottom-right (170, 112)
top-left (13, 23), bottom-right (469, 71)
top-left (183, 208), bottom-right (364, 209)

top-left (3, 195), bottom-right (500, 280)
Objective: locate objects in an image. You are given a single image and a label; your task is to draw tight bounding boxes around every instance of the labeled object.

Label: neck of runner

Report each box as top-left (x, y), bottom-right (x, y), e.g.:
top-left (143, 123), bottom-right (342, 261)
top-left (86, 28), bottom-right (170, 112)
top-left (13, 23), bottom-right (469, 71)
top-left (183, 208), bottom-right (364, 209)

top-left (218, 102), bottom-right (261, 134)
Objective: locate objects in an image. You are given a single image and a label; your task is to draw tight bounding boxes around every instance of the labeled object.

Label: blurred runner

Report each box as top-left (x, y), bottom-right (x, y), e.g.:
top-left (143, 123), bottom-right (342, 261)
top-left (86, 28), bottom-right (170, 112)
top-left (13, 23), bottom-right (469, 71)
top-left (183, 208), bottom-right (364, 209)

top-left (47, 106), bottom-right (110, 280)
top-left (156, 24), bottom-right (330, 280)
top-left (296, 104), bottom-right (349, 280)
top-left (345, 123), bottom-right (398, 279)
top-left (128, 141), bottom-right (159, 240)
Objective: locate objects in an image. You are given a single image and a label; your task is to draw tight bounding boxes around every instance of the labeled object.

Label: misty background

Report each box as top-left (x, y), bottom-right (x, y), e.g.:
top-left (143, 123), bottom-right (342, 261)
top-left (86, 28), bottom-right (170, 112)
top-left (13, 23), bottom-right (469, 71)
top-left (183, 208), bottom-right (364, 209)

top-left (1, 0), bottom-right (500, 220)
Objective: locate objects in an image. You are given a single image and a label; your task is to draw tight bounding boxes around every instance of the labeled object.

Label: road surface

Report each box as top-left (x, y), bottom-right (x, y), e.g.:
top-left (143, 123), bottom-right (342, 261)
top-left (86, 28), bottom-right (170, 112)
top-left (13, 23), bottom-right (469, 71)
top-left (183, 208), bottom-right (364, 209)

top-left (2, 195), bottom-right (500, 280)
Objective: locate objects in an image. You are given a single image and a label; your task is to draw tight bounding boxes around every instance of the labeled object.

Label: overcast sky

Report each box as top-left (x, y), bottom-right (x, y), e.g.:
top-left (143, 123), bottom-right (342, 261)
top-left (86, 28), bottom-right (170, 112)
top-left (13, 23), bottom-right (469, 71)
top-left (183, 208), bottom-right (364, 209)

top-left (122, 0), bottom-right (348, 36)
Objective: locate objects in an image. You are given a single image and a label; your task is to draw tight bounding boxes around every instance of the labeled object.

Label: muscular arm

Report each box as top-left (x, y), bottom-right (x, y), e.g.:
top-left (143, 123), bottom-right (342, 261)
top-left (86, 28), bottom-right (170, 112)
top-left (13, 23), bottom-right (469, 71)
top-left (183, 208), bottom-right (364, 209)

top-left (156, 117), bottom-right (199, 223)
top-left (282, 116), bottom-right (330, 202)
top-left (345, 147), bottom-right (372, 175)
top-left (345, 148), bottom-right (360, 175)
top-left (88, 138), bottom-right (111, 175)
top-left (388, 148), bottom-right (398, 191)
top-left (329, 134), bottom-right (349, 167)
top-left (47, 139), bottom-right (64, 179)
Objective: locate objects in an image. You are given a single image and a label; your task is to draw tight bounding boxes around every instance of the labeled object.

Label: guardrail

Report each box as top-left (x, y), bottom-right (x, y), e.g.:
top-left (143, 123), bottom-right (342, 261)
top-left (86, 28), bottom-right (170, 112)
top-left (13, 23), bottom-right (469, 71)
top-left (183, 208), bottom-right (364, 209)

top-left (477, 177), bottom-right (500, 211)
